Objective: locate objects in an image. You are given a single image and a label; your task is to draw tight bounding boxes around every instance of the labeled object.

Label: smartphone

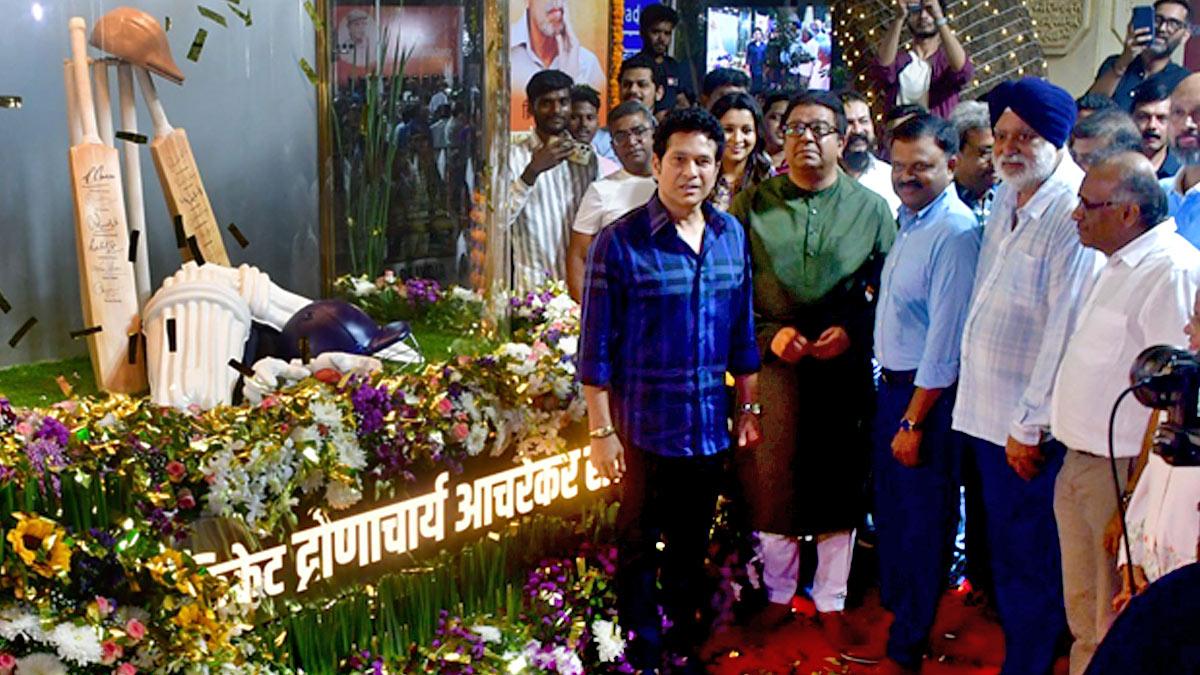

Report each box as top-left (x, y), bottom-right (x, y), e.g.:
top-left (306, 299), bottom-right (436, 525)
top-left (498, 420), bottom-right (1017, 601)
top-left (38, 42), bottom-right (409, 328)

top-left (1132, 5), bottom-right (1155, 39)
top-left (568, 141), bottom-right (593, 166)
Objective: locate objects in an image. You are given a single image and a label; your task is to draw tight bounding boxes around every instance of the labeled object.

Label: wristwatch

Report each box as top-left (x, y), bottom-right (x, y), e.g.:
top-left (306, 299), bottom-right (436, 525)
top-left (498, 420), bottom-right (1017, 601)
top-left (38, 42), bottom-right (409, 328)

top-left (739, 402), bottom-right (763, 416)
top-left (899, 417), bottom-right (923, 432)
top-left (935, 17), bottom-right (949, 26)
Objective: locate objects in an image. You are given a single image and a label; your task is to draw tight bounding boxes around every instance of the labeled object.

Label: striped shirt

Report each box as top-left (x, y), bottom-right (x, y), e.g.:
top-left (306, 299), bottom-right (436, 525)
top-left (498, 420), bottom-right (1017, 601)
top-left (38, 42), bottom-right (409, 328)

top-left (952, 153), bottom-right (1103, 446)
top-left (508, 132), bottom-right (597, 293)
top-left (577, 195), bottom-right (760, 457)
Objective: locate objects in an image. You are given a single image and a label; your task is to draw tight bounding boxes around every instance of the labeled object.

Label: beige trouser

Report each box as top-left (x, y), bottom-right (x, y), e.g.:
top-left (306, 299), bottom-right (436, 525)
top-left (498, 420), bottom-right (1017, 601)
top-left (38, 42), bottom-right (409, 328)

top-left (1053, 448), bottom-right (1132, 675)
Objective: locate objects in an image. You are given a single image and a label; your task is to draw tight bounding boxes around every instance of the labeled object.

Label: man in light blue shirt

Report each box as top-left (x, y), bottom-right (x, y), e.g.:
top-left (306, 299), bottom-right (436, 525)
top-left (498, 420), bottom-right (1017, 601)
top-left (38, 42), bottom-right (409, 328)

top-left (864, 114), bottom-right (981, 673)
top-left (1160, 73), bottom-right (1200, 248)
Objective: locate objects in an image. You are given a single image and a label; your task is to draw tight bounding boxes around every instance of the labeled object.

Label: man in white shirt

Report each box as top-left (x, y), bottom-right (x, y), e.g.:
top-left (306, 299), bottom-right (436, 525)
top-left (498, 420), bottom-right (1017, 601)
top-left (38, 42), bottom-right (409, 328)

top-left (1051, 152), bottom-right (1200, 675)
top-left (952, 78), bottom-right (1102, 675)
top-left (840, 90), bottom-right (902, 216)
top-left (566, 101), bottom-right (658, 302)
top-left (508, 70), bottom-right (598, 293)
top-left (510, 0), bottom-right (606, 102)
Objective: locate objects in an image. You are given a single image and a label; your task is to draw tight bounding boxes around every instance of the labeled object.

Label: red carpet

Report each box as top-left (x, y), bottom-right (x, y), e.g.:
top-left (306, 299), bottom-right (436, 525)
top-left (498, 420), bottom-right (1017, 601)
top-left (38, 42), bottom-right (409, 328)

top-left (703, 589), bottom-right (1071, 674)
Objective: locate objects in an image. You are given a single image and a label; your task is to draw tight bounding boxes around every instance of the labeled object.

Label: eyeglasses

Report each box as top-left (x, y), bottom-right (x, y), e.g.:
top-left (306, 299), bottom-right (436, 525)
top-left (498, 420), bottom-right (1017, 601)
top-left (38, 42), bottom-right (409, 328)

top-left (1154, 15), bottom-right (1189, 33)
top-left (612, 125), bottom-right (652, 144)
top-left (1076, 195), bottom-right (1122, 212)
top-left (783, 121), bottom-right (839, 139)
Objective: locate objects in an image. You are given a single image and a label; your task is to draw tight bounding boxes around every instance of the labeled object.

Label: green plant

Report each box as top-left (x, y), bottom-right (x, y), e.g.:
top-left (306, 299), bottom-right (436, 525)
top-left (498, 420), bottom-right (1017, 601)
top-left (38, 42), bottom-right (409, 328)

top-left (335, 32), bottom-right (411, 277)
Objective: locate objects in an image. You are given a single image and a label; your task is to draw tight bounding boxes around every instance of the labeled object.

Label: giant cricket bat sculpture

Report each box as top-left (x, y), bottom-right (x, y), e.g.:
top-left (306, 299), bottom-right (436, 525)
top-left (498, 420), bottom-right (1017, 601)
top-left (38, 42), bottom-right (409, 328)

top-left (66, 17), bottom-right (145, 393)
top-left (136, 66), bottom-right (230, 266)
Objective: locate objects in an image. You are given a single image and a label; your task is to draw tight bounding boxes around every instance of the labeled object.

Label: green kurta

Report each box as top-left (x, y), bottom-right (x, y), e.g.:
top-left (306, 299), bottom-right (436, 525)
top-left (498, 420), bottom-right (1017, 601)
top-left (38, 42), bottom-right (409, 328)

top-left (729, 172), bottom-right (896, 535)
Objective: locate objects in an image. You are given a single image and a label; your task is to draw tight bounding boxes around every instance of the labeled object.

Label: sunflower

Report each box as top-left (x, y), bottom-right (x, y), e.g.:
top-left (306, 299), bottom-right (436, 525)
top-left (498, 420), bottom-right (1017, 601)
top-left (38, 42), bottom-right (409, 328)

top-left (6, 514), bottom-right (71, 579)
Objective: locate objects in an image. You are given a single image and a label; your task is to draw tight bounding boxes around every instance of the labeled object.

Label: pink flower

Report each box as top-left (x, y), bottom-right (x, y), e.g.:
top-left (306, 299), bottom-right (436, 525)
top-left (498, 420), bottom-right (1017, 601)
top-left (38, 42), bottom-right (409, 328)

top-left (101, 640), bottom-right (124, 664)
top-left (165, 460), bottom-right (186, 483)
top-left (125, 618), bottom-right (146, 641)
top-left (0, 653), bottom-right (16, 671)
top-left (451, 422), bottom-right (470, 442)
top-left (437, 398), bottom-right (454, 416)
top-left (14, 421), bottom-right (31, 438)
top-left (115, 664), bottom-right (137, 675)
top-left (176, 489), bottom-right (196, 511)
top-left (95, 595), bottom-right (114, 616)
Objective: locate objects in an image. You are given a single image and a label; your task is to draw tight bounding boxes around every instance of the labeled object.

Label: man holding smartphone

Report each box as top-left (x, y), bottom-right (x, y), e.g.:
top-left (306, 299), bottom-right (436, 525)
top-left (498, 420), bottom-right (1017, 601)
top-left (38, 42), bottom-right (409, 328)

top-left (1086, 0), bottom-right (1192, 111)
top-left (869, 0), bottom-right (973, 119)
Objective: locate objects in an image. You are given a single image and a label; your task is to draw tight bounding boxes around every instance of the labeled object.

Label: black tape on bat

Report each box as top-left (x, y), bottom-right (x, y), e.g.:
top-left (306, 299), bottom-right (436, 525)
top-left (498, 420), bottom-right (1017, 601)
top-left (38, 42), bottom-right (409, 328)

top-left (127, 333), bottom-right (139, 364)
top-left (115, 131), bottom-right (148, 144)
top-left (227, 223), bottom-right (250, 248)
top-left (0, 291), bottom-right (10, 313)
top-left (8, 317), bottom-right (36, 348)
top-left (166, 318), bottom-right (177, 352)
top-left (187, 28), bottom-right (208, 62)
top-left (187, 236), bottom-right (206, 266)
top-left (228, 358), bottom-right (255, 379)
top-left (173, 214), bottom-right (186, 249)
top-left (128, 229), bottom-right (140, 264)
top-left (69, 325), bottom-right (103, 339)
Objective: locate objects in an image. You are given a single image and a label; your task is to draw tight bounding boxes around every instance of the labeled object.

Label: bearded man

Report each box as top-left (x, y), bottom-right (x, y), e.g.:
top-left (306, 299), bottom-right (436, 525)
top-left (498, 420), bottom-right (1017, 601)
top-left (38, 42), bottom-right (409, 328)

top-left (1086, 0), bottom-right (1192, 111)
top-left (510, 0), bottom-right (605, 101)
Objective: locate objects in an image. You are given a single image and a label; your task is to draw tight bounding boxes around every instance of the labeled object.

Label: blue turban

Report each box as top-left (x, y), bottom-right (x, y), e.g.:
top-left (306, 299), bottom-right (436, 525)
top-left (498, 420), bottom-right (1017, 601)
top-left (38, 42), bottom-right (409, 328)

top-left (987, 77), bottom-right (1076, 148)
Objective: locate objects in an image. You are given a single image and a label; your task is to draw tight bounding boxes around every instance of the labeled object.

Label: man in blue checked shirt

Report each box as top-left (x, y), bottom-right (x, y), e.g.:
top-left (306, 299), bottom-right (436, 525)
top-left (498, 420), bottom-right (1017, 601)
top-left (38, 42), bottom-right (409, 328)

top-left (577, 107), bottom-right (762, 674)
top-left (861, 114), bottom-right (981, 674)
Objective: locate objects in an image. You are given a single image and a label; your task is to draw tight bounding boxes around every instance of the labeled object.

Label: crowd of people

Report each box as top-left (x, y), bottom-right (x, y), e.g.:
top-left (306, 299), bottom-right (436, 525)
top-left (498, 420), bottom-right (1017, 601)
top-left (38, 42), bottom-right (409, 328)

top-left (501, 1), bottom-right (1200, 673)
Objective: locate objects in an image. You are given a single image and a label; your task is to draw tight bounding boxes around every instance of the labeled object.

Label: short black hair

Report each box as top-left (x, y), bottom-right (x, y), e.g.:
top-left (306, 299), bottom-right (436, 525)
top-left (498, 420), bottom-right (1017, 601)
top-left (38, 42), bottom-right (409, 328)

top-left (653, 106), bottom-right (726, 161)
top-left (1072, 108), bottom-right (1141, 143)
top-left (1131, 78), bottom-right (1176, 110)
top-left (640, 4), bottom-right (679, 34)
top-left (891, 113), bottom-right (960, 156)
top-left (764, 90), bottom-right (792, 111)
top-left (526, 69), bottom-right (574, 104)
top-left (783, 90), bottom-right (848, 135)
top-left (1155, 0), bottom-right (1193, 22)
top-left (609, 100), bottom-right (655, 129)
top-left (619, 53), bottom-right (663, 86)
top-left (838, 89), bottom-right (870, 109)
top-left (570, 84), bottom-right (601, 109)
top-left (702, 68), bottom-right (751, 98)
top-left (1076, 92), bottom-right (1118, 113)
top-left (885, 103), bottom-right (927, 129)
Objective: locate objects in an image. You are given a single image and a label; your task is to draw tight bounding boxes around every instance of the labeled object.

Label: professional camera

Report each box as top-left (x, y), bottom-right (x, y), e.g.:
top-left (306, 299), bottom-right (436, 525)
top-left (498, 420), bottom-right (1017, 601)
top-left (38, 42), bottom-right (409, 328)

top-left (1130, 345), bottom-right (1200, 466)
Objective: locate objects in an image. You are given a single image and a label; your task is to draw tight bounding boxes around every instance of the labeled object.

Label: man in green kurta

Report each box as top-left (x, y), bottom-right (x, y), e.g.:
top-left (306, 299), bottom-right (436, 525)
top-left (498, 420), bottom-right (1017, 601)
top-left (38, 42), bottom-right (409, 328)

top-left (729, 90), bottom-right (895, 636)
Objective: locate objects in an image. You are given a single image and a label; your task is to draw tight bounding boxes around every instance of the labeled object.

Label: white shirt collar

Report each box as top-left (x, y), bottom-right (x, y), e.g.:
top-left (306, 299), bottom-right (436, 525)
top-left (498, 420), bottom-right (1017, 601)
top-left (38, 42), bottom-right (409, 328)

top-left (510, 12), bottom-right (547, 69)
top-left (1109, 219), bottom-right (1178, 268)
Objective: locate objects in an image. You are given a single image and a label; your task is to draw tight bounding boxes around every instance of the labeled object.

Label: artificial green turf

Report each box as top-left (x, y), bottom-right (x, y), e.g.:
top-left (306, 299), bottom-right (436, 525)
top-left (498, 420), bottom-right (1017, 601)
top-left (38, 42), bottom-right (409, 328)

top-left (0, 327), bottom-right (469, 410)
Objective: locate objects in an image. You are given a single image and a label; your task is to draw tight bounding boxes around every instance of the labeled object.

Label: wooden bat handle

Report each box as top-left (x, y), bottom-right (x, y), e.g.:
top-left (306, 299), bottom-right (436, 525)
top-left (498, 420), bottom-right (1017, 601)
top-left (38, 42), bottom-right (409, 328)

top-left (135, 66), bottom-right (173, 139)
top-left (118, 62), bottom-right (152, 310)
top-left (93, 60), bottom-right (115, 147)
top-left (68, 17), bottom-right (100, 144)
top-left (63, 60), bottom-right (82, 146)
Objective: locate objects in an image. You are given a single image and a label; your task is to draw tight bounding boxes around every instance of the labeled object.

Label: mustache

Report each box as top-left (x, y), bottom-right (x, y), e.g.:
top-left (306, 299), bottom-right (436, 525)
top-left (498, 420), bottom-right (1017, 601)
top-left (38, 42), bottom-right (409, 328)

top-left (1143, 130), bottom-right (1161, 141)
top-left (846, 132), bottom-right (871, 145)
top-left (897, 180), bottom-right (923, 190)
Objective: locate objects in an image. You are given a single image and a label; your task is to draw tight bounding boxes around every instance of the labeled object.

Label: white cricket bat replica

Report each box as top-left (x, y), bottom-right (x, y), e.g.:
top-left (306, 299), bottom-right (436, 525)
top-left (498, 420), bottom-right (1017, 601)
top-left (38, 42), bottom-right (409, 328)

top-left (67, 17), bottom-right (146, 394)
top-left (136, 66), bottom-right (230, 266)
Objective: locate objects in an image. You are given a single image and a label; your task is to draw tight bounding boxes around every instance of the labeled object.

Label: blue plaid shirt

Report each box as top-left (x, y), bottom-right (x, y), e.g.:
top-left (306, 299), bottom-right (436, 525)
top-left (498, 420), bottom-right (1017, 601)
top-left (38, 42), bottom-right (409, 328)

top-left (578, 194), bottom-right (760, 457)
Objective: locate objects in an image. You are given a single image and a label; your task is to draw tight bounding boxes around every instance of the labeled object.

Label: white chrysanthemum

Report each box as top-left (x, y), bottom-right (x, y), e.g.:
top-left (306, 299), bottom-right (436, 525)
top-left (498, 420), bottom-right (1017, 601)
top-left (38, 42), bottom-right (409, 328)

top-left (15, 653), bottom-right (68, 675)
top-left (429, 430), bottom-right (445, 450)
top-left (350, 276), bottom-right (377, 297)
top-left (556, 335), bottom-right (578, 357)
top-left (325, 480), bottom-right (363, 510)
top-left (0, 607), bottom-right (45, 641)
top-left (471, 625), bottom-right (502, 643)
top-left (500, 343), bottom-right (533, 362)
top-left (333, 432), bottom-right (366, 469)
top-left (310, 399), bottom-right (343, 427)
top-left (545, 294), bottom-right (576, 318)
top-left (48, 622), bottom-right (103, 665)
top-left (591, 619), bottom-right (626, 663)
top-left (450, 286), bottom-right (482, 303)
top-left (466, 424), bottom-right (488, 456)
top-left (550, 646), bottom-right (583, 675)
top-left (503, 652), bottom-right (528, 674)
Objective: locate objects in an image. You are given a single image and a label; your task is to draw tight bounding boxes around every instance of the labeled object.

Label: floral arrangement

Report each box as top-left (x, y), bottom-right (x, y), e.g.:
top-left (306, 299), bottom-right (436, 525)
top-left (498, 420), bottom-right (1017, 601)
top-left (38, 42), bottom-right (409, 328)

top-left (609, 0), bottom-right (625, 109)
top-left (0, 282), bottom-right (589, 672)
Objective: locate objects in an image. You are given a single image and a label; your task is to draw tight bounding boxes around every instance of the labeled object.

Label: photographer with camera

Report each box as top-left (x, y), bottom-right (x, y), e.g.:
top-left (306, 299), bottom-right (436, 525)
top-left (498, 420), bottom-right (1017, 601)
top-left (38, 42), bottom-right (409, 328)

top-left (1086, 0), bottom-right (1192, 111)
top-left (869, 0), bottom-right (973, 120)
top-left (1051, 152), bottom-right (1200, 674)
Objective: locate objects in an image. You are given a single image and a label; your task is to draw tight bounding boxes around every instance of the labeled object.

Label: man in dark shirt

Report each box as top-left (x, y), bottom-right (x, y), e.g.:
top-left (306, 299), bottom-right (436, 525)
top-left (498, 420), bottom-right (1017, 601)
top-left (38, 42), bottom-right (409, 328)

top-left (1131, 79), bottom-right (1182, 178)
top-left (578, 107), bottom-right (762, 673)
top-left (629, 3), bottom-right (690, 113)
top-left (747, 28), bottom-right (768, 93)
top-left (1086, 0), bottom-right (1192, 111)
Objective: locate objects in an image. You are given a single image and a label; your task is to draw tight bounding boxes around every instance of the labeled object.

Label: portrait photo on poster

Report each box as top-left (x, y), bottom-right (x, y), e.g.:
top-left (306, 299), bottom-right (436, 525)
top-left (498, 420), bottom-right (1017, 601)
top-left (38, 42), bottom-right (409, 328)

top-left (510, 0), bottom-right (611, 130)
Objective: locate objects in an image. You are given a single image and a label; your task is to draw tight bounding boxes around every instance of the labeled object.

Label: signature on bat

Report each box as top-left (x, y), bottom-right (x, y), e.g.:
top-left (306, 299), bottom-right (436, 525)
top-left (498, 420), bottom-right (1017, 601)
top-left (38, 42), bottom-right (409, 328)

top-left (82, 164), bottom-right (116, 186)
